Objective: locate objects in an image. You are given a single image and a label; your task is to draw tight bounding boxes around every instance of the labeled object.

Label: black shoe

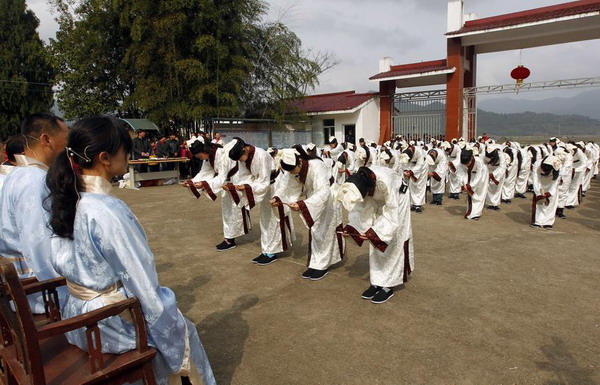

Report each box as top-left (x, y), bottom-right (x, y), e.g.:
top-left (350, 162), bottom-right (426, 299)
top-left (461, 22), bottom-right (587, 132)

top-left (414, 206), bottom-right (422, 213)
top-left (490, 206), bottom-right (499, 211)
top-left (371, 288), bottom-right (394, 304)
top-left (254, 254), bottom-right (277, 265)
top-left (469, 216), bottom-right (480, 221)
top-left (410, 206), bottom-right (415, 211)
top-left (582, 191), bottom-right (586, 197)
top-left (216, 239), bottom-right (236, 251)
top-left (515, 193), bottom-right (526, 199)
top-left (565, 205), bottom-right (575, 210)
top-left (361, 285), bottom-right (381, 300)
top-left (487, 205), bottom-right (494, 210)
top-left (301, 268), bottom-right (316, 279)
top-left (310, 269), bottom-right (329, 281)
top-left (436, 201), bottom-right (442, 206)
top-left (429, 201), bottom-right (438, 205)
top-left (556, 209), bottom-right (566, 219)
top-left (530, 224), bottom-right (541, 228)
top-left (543, 225), bottom-right (553, 230)
top-left (505, 199), bottom-right (512, 204)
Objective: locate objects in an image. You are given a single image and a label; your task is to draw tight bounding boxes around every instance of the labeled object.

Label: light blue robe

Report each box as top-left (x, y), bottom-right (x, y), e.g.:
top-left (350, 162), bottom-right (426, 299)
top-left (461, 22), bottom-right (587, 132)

top-left (51, 190), bottom-right (216, 385)
top-left (0, 157), bottom-right (65, 313)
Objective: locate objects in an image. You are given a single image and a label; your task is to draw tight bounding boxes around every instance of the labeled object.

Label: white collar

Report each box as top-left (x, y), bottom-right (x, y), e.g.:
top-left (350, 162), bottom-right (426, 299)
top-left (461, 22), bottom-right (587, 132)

top-left (81, 175), bottom-right (113, 195)
top-left (15, 154), bottom-right (49, 171)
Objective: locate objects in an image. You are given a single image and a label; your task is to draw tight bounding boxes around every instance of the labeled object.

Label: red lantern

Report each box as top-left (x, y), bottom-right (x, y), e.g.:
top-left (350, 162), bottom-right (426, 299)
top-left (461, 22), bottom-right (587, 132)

top-left (510, 65), bottom-right (530, 85)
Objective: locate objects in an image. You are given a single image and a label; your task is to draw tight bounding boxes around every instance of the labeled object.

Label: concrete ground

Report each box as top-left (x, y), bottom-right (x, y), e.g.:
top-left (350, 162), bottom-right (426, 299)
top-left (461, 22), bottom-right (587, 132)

top-left (113, 179), bottom-right (600, 385)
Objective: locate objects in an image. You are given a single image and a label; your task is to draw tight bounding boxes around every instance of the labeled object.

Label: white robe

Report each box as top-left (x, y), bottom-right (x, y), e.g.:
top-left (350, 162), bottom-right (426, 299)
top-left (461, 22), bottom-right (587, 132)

top-left (557, 153), bottom-right (573, 209)
top-left (345, 167), bottom-right (414, 287)
top-left (446, 145), bottom-right (464, 194)
top-left (404, 147), bottom-right (428, 206)
top-left (428, 149), bottom-right (448, 195)
top-left (515, 149), bottom-right (531, 195)
top-left (485, 154), bottom-right (506, 207)
top-left (566, 149), bottom-right (587, 207)
top-left (273, 159), bottom-right (344, 270)
top-left (225, 147), bottom-right (272, 240)
top-left (502, 150), bottom-right (518, 200)
top-left (531, 163), bottom-right (560, 227)
top-left (260, 169), bottom-right (295, 255)
top-left (463, 157), bottom-right (489, 219)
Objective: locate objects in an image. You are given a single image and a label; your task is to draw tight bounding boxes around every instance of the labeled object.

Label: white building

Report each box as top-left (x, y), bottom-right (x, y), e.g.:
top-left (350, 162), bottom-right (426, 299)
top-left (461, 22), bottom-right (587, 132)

top-left (290, 91), bottom-right (380, 145)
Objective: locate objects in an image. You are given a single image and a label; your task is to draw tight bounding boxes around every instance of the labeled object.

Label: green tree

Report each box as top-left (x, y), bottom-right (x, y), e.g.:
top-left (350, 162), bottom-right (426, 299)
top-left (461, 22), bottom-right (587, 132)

top-left (51, 0), bottom-right (337, 131)
top-left (0, 0), bottom-right (54, 137)
top-left (51, 0), bottom-right (137, 121)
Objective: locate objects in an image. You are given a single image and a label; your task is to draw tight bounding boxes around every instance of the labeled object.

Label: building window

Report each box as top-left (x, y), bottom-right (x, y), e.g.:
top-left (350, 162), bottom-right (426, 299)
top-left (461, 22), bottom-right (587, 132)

top-left (323, 119), bottom-right (335, 143)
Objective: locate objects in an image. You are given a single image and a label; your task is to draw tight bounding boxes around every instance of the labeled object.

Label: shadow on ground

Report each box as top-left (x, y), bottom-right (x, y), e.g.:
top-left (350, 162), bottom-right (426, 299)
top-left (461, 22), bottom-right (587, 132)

top-left (536, 336), bottom-right (598, 385)
top-left (198, 294), bottom-right (259, 385)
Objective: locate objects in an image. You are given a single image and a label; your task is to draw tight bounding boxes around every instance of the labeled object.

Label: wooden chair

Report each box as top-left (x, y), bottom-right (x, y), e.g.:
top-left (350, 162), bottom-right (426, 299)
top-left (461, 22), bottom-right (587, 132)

top-left (0, 259), bottom-right (157, 385)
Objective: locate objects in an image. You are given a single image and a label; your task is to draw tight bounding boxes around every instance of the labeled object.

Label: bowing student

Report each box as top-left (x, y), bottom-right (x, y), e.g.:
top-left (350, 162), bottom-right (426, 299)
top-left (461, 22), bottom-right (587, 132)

top-left (337, 166), bottom-right (414, 304)
top-left (531, 155), bottom-right (563, 230)
top-left (460, 149), bottom-right (488, 221)
top-left (271, 146), bottom-right (344, 280)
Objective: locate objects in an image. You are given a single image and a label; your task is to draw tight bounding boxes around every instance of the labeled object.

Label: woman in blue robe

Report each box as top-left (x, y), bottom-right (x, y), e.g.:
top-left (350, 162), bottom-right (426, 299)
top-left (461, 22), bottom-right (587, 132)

top-left (46, 116), bottom-right (216, 385)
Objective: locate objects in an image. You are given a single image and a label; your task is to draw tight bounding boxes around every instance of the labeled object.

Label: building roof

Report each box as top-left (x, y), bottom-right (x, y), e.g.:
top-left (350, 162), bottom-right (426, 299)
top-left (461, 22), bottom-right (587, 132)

top-left (119, 118), bottom-right (160, 132)
top-left (447, 0), bottom-right (600, 36)
top-left (289, 91), bottom-right (378, 114)
top-left (369, 59), bottom-right (454, 82)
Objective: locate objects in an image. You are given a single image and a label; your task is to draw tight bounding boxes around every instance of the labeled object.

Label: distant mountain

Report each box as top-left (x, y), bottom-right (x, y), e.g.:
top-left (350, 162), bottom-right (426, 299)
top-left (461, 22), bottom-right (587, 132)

top-left (477, 109), bottom-right (600, 137)
top-left (478, 89), bottom-right (600, 120)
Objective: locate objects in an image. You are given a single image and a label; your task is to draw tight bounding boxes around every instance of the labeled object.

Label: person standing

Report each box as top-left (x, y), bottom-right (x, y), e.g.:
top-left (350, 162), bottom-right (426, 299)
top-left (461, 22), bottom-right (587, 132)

top-left (211, 132), bottom-right (224, 146)
top-left (132, 130), bottom-right (150, 173)
top-left (445, 142), bottom-right (464, 200)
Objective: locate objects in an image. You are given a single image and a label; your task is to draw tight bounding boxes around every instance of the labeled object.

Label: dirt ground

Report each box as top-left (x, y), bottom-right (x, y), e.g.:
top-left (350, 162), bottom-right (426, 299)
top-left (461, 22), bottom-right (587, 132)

top-left (113, 179), bottom-right (600, 385)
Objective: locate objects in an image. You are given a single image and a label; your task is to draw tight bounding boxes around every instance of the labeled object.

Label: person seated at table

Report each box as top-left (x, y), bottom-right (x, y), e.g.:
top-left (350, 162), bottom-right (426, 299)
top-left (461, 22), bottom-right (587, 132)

top-left (45, 116), bottom-right (216, 385)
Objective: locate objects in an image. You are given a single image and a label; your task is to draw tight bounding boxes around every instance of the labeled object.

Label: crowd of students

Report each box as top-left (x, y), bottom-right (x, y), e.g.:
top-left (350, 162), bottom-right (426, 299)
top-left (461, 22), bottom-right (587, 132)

top-left (1, 113), bottom-right (598, 383)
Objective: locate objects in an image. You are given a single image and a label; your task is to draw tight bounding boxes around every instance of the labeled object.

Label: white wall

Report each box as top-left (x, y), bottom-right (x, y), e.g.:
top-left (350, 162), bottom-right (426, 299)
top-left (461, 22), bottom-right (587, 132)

top-left (306, 97), bottom-right (381, 146)
top-left (357, 97), bottom-right (380, 143)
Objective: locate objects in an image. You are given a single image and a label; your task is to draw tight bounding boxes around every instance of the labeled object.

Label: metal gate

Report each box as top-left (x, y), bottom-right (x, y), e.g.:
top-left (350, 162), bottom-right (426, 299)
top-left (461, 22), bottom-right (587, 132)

top-left (392, 90), bottom-right (446, 140)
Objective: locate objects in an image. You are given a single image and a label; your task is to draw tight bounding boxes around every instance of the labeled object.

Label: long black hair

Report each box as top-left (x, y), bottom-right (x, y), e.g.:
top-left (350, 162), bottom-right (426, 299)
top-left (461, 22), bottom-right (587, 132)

top-left (45, 116), bottom-right (133, 239)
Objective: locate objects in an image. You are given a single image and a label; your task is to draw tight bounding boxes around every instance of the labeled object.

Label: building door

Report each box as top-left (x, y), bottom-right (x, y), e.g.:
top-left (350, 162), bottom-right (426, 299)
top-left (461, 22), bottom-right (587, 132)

top-left (344, 124), bottom-right (356, 144)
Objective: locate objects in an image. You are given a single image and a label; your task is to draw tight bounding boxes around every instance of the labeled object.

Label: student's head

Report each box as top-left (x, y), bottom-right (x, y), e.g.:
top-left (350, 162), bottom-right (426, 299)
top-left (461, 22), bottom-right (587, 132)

top-left (214, 132), bottom-right (221, 139)
top-left (337, 167), bottom-right (375, 211)
top-left (359, 138), bottom-right (365, 146)
top-left (460, 149), bottom-right (474, 166)
top-left (227, 137), bottom-right (249, 162)
top-left (279, 148), bottom-right (302, 174)
top-left (46, 116), bottom-right (133, 239)
top-left (4, 135), bottom-right (25, 165)
top-left (21, 113), bottom-right (69, 166)
top-left (169, 134), bottom-right (176, 140)
top-left (190, 139), bottom-right (213, 160)
top-left (138, 130), bottom-right (146, 138)
top-left (328, 137), bottom-right (338, 149)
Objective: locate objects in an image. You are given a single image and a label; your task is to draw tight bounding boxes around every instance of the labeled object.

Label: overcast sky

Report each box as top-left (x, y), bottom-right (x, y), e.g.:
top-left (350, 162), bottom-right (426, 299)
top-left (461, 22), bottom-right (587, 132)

top-left (27, 0), bottom-right (600, 101)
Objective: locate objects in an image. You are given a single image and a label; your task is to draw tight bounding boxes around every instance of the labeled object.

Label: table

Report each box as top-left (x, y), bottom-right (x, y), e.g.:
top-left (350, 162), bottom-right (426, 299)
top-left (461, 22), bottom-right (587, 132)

top-left (127, 158), bottom-right (189, 189)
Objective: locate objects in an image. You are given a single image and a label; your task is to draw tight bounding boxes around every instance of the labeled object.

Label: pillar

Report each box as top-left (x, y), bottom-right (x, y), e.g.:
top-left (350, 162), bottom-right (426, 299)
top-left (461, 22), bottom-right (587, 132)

top-left (445, 37), bottom-right (464, 141)
top-left (378, 80), bottom-right (395, 144)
